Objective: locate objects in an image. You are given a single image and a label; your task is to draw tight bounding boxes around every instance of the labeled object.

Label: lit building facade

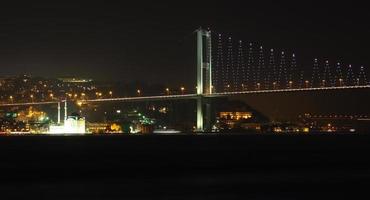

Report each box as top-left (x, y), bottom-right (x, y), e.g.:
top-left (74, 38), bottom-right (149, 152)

top-left (49, 116), bottom-right (86, 134)
top-left (219, 112), bottom-right (252, 121)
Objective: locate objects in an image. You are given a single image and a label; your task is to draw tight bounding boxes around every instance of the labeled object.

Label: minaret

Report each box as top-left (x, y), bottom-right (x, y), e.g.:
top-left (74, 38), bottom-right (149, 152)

top-left (64, 101), bottom-right (68, 122)
top-left (58, 102), bottom-right (61, 124)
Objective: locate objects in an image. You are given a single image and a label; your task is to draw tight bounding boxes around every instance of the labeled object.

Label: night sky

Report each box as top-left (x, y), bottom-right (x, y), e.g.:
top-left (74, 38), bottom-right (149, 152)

top-left (1, 1), bottom-right (369, 87)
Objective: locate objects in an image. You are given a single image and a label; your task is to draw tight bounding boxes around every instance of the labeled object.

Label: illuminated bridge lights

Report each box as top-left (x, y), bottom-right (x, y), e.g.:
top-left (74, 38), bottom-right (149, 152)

top-left (0, 101), bottom-right (61, 107)
top-left (1, 85), bottom-right (370, 107)
top-left (85, 94), bottom-right (200, 103)
top-left (206, 85), bottom-right (370, 97)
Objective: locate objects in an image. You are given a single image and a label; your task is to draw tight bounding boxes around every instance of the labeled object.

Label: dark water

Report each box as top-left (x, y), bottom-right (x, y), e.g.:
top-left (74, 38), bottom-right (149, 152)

top-left (1, 134), bottom-right (370, 199)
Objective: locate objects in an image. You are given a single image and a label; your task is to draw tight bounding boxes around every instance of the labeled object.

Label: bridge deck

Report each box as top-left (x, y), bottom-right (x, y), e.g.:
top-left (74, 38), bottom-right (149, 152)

top-left (0, 85), bottom-right (369, 106)
top-left (208, 85), bottom-right (370, 97)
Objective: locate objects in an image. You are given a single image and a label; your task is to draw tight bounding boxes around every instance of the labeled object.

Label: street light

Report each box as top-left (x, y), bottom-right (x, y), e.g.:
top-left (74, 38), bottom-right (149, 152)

top-left (9, 96), bottom-right (13, 103)
top-left (137, 90), bottom-right (141, 96)
top-left (180, 87), bottom-right (185, 95)
top-left (30, 94), bottom-right (34, 102)
top-left (166, 88), bottom-right (170, 95)
top-left (322, 80), bottom-right (326, 87)
top-left (256, 83), bottom-right (261, 90)
top-left (96, 92), bottom-right (102, 98)
top-left (109, 91), bottom-right (113, 98)
top-left (305, 80), bottom-right (310, 88)
top-left (339, 79), bottom-right (344, 87)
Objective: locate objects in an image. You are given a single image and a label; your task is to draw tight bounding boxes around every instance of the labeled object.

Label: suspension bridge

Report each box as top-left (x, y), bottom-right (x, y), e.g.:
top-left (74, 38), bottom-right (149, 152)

top-left (1, 28), bottom-right (369, 132)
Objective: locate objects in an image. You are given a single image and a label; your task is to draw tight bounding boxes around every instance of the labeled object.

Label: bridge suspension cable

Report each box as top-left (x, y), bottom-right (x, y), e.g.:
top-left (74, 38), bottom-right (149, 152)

top-left (358, 66), bottom-right (368, 86)
top-left (278, 51), bottom-right (288, 89)
top-left (346, 64), bottom-right (356, 86)
top-left (322, 60), bottom-right (333, 87)
top-left (211, 30), bottom-right (370, 94)
top-left (256, 46), bottom-right (264, 90)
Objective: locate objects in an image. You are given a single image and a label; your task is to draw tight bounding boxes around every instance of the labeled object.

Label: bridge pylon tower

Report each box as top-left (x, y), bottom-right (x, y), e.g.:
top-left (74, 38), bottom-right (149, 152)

top-left (196, 28), bottom-right (212, 132)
